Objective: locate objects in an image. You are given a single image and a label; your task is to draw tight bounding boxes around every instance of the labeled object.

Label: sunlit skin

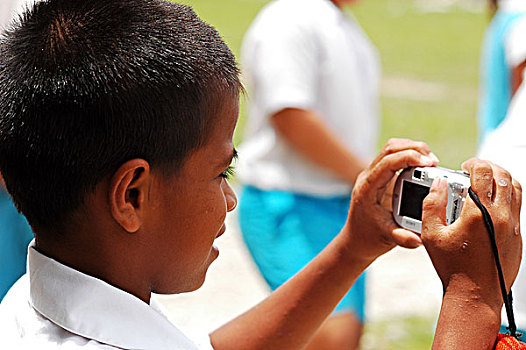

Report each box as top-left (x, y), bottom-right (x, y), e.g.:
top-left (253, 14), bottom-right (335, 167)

top-left (34, 93), bottom-right (239, 304)
top-left (32, 115), bottom-right (522, 350)
top-left (5, 1), bottom-right (523, 349)
top-left (146, 95), bottom-right (239, 294)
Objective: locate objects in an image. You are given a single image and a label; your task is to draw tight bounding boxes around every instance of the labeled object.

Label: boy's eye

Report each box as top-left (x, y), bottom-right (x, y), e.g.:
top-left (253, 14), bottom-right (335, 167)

top-left (220, 166), bottom-right (235, 179)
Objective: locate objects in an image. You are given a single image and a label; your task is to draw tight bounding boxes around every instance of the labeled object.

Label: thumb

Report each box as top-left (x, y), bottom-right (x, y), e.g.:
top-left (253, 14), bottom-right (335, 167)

top-left (421, 177), bottom-right (448, 237)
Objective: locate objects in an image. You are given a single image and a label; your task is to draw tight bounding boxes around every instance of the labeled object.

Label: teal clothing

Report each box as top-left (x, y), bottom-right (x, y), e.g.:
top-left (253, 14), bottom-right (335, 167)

top-left (479, 10), bottom-right (526, 143)
top-left (238, 185), bottom-right (366, 321)
top-left (0, 190), bottom-right (33, 301)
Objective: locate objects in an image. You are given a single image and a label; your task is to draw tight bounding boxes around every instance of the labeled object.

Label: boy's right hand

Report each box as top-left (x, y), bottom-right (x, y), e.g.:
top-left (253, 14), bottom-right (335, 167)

top-left (344, 138), bottom-right (439, 265)
top-left (421, 160), bottom-right (522, 349)
top-left (422, 159), bottom-right (522, 311)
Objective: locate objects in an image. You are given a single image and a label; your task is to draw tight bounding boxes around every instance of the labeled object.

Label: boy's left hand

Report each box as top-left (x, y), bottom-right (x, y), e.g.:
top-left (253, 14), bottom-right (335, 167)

top-left (344, 138), bottom-right (439, 264)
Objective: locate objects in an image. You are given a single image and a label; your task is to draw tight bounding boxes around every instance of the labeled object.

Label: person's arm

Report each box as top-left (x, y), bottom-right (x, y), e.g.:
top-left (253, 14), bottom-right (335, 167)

top-left (422, 160), bottom-right (522, 349)
top-left (511, 60), bottom-right (526, 96)
top-left (245, 18), bottom-right (368, 186)
top-left (210, 138), bottom-right (437, 350)
top-left (271, 108), bottom-right (367, 186)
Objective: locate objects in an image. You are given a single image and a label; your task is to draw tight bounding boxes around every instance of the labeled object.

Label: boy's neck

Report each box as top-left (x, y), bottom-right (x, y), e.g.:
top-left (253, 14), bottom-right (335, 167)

top-left (35, 223), bottom-right (153, 304)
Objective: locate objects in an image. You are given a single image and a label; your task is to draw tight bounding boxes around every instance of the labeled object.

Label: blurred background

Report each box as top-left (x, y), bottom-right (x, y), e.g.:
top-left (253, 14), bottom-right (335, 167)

top-left (156, 0), bottom-right (489, 349)
top-left (186, 0), bottom-right (486, 168)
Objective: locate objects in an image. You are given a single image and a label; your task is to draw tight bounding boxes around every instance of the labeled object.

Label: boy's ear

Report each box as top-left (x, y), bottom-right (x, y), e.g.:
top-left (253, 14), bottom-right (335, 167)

top-left (109, 159), bottom-right (151, 233)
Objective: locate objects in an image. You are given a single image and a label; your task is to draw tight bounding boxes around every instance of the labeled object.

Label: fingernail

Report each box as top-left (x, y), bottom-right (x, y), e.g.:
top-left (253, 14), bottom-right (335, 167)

top-left (498, 178), bottom-right (509, 187)
top-left (429, 152), bottom-right (439, 163)
top-left (408, 238), bottom-right (423, 249)
top-left (420, 155), bottom-right (434, 166)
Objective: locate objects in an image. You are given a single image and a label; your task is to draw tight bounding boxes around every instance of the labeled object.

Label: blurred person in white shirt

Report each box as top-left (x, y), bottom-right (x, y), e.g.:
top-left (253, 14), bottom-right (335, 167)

top-left (237, 0), bottom-right (381, 348)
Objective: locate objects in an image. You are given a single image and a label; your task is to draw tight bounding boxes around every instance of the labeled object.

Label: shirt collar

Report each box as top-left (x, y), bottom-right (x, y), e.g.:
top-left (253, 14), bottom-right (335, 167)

top-left (27, 241), bottom-right (199, 350)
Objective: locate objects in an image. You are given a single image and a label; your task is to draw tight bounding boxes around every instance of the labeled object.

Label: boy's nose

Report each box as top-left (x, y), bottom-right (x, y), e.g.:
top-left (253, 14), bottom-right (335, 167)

top-left (223, 179), bottom-right (237, 212)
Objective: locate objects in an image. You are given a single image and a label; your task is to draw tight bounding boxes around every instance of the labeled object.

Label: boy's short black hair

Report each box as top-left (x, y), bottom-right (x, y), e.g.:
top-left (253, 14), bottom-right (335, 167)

top-left (0, 0), bottom-right (240, 231)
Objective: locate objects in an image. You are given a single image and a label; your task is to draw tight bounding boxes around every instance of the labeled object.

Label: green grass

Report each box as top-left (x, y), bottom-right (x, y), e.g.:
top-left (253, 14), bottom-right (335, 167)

top-left (178, 0), bottom-right (268, 144)
top-left (350, 0), bottom-right (487, 168)
top-left (352, 2), bottom-right (485, 85)
top-left (179, 0), bottom-right (267, 55)
top-left (179, 1), bottom-right (489, 347)
top-left (362, 316), bottom-right (436, 349)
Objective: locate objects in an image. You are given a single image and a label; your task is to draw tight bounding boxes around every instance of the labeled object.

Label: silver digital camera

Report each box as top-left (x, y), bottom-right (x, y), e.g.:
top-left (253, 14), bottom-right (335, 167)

top-left (392, 166), bottom-right (471, 234)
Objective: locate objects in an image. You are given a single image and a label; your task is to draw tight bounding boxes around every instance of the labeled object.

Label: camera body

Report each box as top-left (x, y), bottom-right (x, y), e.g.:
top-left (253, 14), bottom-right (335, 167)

top-left (392, 166), bottom-right (471, 234)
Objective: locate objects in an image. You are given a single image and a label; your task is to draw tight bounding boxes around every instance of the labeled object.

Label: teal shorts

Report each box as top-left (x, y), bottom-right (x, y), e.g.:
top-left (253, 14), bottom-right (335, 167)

top-left (238, 185), bottom-right (366, 321)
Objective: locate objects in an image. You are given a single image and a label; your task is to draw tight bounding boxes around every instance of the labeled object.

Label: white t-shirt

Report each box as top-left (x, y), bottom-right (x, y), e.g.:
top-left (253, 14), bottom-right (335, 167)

top-left (0, 243), bottom-right (213, 349)
top-left (478, 72), bottom-right (526, 331)
top-left (0, 0), bottom-right (34, 30)
top-left (505, 14), bottom-right (526, 69)
top-left (237, 0), bottom-right (380, 196)
top-left (500, 0), bottom-right (526, 13)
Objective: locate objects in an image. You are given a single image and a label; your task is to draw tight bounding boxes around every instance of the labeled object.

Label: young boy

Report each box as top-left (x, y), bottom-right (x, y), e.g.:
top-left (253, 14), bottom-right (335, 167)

top-left (0, 0), bottom-right (522, 349)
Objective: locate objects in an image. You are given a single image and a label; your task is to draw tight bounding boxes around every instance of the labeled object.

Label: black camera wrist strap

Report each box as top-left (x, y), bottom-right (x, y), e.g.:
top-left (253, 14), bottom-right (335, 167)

top-left (468, 187), bottom-right (518, 338)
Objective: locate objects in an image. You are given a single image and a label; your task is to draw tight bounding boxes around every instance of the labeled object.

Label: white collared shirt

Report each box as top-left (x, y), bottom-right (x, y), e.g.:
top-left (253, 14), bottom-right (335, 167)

top-left (237, 0), bottom-right (380, 196)
top-left (0, 243), bottom-right (213, 349)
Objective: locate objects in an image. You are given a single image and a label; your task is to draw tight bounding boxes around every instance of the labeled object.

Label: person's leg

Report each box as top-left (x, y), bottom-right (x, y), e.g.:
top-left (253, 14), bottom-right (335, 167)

top-left (304, 312), bottom-right (363, 350)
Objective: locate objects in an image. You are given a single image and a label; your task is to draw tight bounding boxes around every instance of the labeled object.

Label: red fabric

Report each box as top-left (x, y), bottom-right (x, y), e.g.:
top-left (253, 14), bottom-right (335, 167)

top-left (496, 334), bottom-right (526, 350)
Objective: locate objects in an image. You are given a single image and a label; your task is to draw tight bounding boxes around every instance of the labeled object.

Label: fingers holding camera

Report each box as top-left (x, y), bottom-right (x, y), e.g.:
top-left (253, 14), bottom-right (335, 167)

top-left (420, 177), bottom-right (453, 285)
top-left (421, 177), bottom-right (448, 240)
top-left (347, 140), bottom-right (437, 262)
top-left (390, 227), bottom-right (423, 249)
top-left (428, 162), bottom-right (521, 350)
top-left (491, 167), bottom-right (523, 288)
top-left (371, 138), bottom-right (438, 169)
top-left (435, 159), bottom-right (522, 293)
top-left (462, 158), bottom-right (495, 206)
top-left (364, 148), bottom-right (438, 204)
top-left (462, 160), bottom-right (520, 236)
top-left (512, 178), bottom-right (522, 236)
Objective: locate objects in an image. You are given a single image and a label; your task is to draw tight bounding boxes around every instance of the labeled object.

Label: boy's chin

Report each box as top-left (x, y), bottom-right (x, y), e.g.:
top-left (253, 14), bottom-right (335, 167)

top-left (157, 252), bottom-right (219, 294)
top-left (186, 248), bottom-right (220, 292)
